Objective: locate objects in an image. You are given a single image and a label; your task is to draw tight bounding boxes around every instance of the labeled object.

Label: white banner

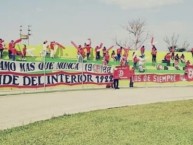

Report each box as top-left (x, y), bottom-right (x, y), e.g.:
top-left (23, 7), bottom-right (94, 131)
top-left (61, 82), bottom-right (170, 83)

top-left (0, 71), bottom-right (113, 88)
top-left (0, 60), bottom-right (111, 74)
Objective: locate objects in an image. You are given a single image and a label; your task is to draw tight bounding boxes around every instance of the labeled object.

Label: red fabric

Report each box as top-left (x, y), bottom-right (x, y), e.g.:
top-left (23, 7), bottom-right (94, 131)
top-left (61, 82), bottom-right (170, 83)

top-left (14, 39), bottom-right (22, 44)
top-left (85, 46), bottom-right (91, 53)
top-left (117, 48), bottom-right (122, 54)
top-left (113, 66), bottom-right (134, 79)
top-left (9, 42), bottom-right (14, 50)
top-left (133, 56), bottom-right (139, 63)
top-left (105, 54), bottom-right (110, 61)
top-left (165, 53), bottom-right (171, 61)
top-left (0, 42), bottom-right (3, 49)
top-left (12, 48), bottom-right (17, 55)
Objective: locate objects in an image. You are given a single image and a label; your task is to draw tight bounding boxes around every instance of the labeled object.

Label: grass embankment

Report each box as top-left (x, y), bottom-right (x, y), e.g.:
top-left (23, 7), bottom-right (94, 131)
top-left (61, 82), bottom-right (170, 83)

top-left (2, 44), bottom-right (193, 74)
top-left (0, 100), bottom-right (193, 145)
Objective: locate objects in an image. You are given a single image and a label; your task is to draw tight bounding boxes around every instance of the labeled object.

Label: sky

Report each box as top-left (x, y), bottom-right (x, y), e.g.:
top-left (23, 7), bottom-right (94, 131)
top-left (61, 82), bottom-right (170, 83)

top-left (0, 0), bottom-right (193, 50)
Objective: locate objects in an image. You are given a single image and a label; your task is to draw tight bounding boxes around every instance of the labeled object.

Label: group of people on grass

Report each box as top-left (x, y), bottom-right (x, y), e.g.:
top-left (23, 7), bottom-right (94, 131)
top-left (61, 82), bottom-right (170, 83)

top-left (0, 38), bottom-right (193, 72)
top-left (161, 46), bottom-right (191, 71)
top-left (0, 38), bottom-right (27, 61)
top-left (0, 38), bottom-right (66, 61)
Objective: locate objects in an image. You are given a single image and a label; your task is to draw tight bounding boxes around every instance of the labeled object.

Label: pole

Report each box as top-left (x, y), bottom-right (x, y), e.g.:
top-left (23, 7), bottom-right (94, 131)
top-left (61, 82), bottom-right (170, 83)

top-left (28, 25), bottom-right (31, 45)
top-left (43, 53), bottom-right (46, 91)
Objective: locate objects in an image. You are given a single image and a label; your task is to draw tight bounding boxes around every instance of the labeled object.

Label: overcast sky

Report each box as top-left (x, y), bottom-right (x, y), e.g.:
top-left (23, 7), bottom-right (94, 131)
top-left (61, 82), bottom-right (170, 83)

top-left (0, 0), bottom-right (193, 50)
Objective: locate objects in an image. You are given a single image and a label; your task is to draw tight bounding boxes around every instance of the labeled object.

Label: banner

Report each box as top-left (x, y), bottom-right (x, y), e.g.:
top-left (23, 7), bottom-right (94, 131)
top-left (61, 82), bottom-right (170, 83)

top-left (133, 74), bottom-right (185, 83)
top-left (0, 71), bottom-right (113, 88)
top-left (185, 66), bottom-right (193, 81)
top-left (0, 61), bottom-right (111, 74)
top-left (113, 66), bottom-right (134, 79)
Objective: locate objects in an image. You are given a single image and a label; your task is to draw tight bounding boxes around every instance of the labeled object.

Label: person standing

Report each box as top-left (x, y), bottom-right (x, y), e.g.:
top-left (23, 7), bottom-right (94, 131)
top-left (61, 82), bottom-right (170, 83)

top-left (0, 39), bottom-right (4, 59)
top-left (22, 44), bottom-right (27, 60)
top-left (50, 41), bottom-right (55, 58)
top-left (132, 52), bottom-right (139, 69)
top-left (116, 47), bottom-right (123, 61)
top-left (111, 50), bottom-right (117, 61)
top-left (170, 46), bottom-right (175, 60)
top-left (151, 45), bottom-right (157, 66)
top-left (41, 40), bottom-right (49, 57)
top-left (84, 38), bottom-right (92, 60)
top-left (140, 45), bottom-right (145, 57)
top-left (113, 67), bottom-right (120, 89)
top-left (95, 43), bottom-right (103, 60)
top-left (8, 38), bottom-right (22, 60)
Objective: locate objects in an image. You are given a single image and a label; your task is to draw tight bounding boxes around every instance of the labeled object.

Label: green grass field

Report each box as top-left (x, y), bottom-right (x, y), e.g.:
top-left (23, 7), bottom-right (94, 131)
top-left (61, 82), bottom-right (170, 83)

top-left (1, 100), bottom-right (193, 145)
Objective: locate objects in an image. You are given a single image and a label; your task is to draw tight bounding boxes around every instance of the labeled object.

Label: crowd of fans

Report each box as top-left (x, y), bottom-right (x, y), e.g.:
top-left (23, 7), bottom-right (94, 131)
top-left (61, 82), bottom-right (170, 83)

top-left (0, 37), bottom-right (192, 72)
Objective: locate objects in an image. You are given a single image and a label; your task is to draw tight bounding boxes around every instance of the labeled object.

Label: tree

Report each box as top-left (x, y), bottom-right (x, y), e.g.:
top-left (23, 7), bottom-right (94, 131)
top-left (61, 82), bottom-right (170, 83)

top-left (163, 33), bottom-right (190, 52)
top-left (116, 18), bottom-right (149, 50)
top-left (163, 33), bottom-right (179, 50)
top-left (177, 41), bottom-right (190, 52)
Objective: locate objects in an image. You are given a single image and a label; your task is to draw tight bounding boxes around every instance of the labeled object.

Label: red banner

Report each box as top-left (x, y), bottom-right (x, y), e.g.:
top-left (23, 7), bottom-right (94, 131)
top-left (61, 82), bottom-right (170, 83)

top-left (133, 74), bottom-right (184, 83)
top-left (185, 65), bottom-right (193, 81)
top-left (113, 66), bottom-right (134, 79)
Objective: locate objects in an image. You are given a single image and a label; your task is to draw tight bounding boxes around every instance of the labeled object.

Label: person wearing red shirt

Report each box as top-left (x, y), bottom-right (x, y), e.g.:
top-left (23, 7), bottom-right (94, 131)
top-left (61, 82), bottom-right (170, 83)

top-left (71, 41), bottom-right (85, 62)
top-left (151, 45), bottom-right (157, 66)
top-left (95, 43), bottom-right (103, 61)
top-left (8, 38), bottom-right (22, 60)
top-left (163, 52), bottom-right (171, 66)
top-left (49, 41), bottom-right (55, 58)
top-left (102, 46), bottom-right (107, 58)
top-left (140, 45), bottom-right (145, 56)
top-left (22, 44), bottom-right (27, 60)
top-left (132, 52), bottom-right (139, 69)
top-left (11, 47), bottom-right (17, 61)
top-left (84, 38), bottom-right (91, 60)
top-left (185, 60), bottom-right (190, 68)
top-left (0, 39), bottom-right (4, 59)
top-left (113, 67), bottom-right (120, 89)
top-left (104, 51), bottom-right (110, 64)
top-left (184, 60), bottom-right (191, 76)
